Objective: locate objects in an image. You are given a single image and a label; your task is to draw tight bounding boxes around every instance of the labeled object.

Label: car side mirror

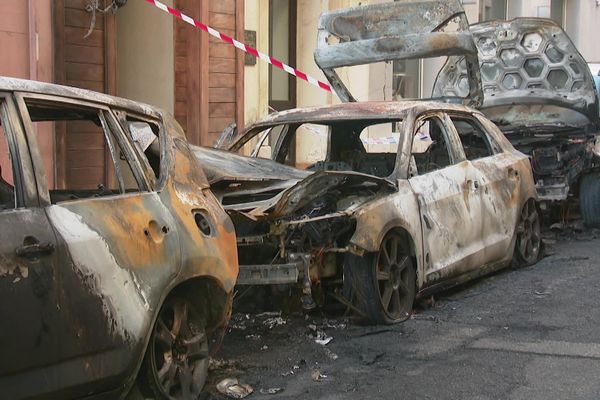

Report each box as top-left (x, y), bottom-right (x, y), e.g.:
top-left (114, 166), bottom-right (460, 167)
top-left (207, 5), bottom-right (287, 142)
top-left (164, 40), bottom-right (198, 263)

top-left (214, 122), bottom-right (237, 149)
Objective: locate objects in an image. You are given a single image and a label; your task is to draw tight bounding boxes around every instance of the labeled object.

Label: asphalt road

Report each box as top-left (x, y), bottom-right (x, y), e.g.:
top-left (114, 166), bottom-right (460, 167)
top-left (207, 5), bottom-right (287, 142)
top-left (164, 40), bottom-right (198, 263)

top-left (207, 229), bottom-right (600, 400)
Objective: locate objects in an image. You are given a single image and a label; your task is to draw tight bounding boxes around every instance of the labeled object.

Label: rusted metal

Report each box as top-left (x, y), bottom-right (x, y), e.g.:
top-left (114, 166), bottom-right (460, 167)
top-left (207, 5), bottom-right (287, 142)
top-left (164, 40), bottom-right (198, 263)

top-left (314, 0), bottom-right (482, 106)
top-left (0, 76), bottom-right (238, 399)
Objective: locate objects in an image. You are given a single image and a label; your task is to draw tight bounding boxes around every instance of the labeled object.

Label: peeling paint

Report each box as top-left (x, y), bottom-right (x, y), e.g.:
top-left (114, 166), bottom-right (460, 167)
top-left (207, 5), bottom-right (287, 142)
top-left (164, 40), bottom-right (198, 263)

top-left (48, 206), bottom-right (150, 339)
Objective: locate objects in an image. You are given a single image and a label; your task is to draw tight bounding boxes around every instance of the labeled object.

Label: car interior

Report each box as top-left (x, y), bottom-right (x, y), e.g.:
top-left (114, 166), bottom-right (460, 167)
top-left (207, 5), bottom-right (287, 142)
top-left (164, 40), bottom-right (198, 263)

top-left (411, 117), bottom-right (453, 175)
top-left (25, 101), bottom-right (141, 204)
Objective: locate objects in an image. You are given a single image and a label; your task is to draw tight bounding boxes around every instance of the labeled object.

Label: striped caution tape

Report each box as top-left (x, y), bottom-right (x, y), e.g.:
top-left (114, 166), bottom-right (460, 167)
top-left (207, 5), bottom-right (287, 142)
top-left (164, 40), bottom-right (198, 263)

top-left (145, 0), bottom-right (332, 93)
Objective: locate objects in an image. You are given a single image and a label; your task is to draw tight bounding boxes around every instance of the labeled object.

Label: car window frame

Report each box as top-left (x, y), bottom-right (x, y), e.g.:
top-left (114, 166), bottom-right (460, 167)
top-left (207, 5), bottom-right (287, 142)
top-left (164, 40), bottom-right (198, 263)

top-left (410, 112), bottom-right (465, 176)
top-left (446, 112), bottom-right (502, 160)
top-left (14, 92), bottom-right (152, 205)
top-left (113, 109), bottom-right (167, 192)
top-left (0, 93), bottom-right (31, 209)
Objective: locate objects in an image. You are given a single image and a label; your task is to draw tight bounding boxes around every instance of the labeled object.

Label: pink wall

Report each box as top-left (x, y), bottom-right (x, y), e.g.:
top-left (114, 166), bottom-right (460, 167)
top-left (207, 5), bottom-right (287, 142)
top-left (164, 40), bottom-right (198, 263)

top-left (0, 0), bottom-right (54, 189)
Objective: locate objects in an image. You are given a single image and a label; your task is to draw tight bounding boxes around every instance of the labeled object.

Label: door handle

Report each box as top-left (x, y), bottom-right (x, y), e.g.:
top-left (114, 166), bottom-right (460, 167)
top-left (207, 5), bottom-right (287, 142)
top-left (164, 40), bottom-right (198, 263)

top-left (16, 242), bottom-right (55, 258)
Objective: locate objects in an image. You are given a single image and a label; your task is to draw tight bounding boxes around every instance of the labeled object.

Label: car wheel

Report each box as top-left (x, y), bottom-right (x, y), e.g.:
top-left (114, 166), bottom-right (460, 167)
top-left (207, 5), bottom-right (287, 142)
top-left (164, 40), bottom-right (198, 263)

top-left (347, 233), bottom-right (416, 325)
top-left (513, 199), bottom-right (542, 266)
top-left (580, 173), bottom-right (600, 228)
top-left (138, 297), bottom-right (209, 400)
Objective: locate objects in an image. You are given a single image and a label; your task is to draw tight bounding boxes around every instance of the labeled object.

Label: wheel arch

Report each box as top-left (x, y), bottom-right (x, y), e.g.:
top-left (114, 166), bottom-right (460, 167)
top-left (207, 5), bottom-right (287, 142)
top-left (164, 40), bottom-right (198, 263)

top-left (126, 275), bottom-right (232, 396)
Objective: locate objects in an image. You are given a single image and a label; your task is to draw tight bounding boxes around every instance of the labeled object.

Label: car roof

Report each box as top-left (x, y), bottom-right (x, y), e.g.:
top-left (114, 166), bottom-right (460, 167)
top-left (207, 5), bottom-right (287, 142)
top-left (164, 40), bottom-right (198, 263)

top-left (246, 100), bottom-right (479, 130)
top-left (0, 76), bottom-right (164, 118)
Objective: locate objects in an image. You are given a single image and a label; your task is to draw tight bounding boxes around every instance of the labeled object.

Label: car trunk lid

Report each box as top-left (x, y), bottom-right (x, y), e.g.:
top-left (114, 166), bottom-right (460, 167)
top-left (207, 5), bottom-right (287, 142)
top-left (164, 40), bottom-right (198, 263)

top-left (314, 0), bottom-right (482, 107)
top-left (434, 18), bottom-right (600, 131)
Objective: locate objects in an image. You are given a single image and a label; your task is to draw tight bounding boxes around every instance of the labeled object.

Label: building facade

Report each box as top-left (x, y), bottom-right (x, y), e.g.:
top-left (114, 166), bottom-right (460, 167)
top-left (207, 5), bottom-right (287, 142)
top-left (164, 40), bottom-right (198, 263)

top-left (1, 0), bottom-right (599, 183)
top-left (0, 0), bottom-right (244, 189)
top-left (244, 0), bottom-right (600, 165)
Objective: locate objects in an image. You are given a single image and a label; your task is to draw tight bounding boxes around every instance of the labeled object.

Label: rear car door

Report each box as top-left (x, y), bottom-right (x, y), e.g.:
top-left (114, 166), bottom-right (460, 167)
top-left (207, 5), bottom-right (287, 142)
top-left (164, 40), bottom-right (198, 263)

top-left (0, 95), bottom-right (65, 397)
top-left (448, 113), bottom-right (523, 262)
top-left (10, 94), bottom-right (182, 398)
top-left (408, 112), bottom-right (485, 284)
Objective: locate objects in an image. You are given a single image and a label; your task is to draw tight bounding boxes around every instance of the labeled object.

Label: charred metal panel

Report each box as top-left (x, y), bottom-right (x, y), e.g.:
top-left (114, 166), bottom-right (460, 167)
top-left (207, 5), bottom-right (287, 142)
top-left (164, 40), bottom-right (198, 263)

top-left (434, 18), bottom-right (599, 126)
top-left (0, 77), bottom-right (239, 398)
top-left (315, 0), bottom-right (482, 105)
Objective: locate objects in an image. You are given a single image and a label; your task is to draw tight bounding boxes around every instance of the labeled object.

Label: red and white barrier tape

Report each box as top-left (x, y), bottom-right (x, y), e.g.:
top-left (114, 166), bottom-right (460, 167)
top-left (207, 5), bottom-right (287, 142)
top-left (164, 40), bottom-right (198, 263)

top-left (145, 0), bottom-right (332, 93)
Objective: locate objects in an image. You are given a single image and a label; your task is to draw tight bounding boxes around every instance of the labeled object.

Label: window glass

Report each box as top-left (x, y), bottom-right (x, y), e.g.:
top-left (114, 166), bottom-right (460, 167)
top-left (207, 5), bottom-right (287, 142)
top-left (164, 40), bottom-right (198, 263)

top-left (411, 117), bottom-right (453, 175)
top-left (0, 116), bottom-right (15, 210)
top-left (450, 117), bottom-right (495, 161)
top-left (24, 100), bottom-right (142, 204)
top-left (125, 118), bottom-right (161, 181)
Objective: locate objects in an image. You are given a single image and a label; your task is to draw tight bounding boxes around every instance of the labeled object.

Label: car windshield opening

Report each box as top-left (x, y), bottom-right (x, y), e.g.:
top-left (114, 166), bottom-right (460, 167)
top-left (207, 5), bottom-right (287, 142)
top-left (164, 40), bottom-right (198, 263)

top-left (239, 119), bottom-right (404, 178)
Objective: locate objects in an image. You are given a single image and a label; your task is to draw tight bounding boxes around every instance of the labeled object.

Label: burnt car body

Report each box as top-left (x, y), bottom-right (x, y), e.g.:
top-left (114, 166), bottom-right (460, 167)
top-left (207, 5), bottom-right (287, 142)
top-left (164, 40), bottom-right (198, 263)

top-left (201, 0), bottom-right (540, 324)
top-left (199, 100), bottom-right (540, 324)
top-left (0, 77), bottom-right (238, 399)
top-left (434, 18), bottom-right (600, 225)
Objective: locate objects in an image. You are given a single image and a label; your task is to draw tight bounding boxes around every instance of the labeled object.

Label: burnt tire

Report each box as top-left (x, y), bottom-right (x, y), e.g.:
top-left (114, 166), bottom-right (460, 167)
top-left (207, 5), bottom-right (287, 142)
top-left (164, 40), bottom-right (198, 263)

top-left (344, 233), bottom-right (416, 325)
top-left (513, 199), bottom-right (542, 267)
top-left (137, 297), bottom-right (209, 400)
top-left (580, 173), bottom-right (600, 228)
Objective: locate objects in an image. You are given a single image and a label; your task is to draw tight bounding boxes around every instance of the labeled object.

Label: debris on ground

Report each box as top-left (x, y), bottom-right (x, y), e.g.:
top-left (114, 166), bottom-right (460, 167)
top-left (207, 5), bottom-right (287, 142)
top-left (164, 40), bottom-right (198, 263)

top-left (259, 387), bottom-right (284, 395)
top-left (229, 313), bottom-right (253, 331)
top-left (216, 378), bottom-right (254, 399)
top-left (256, 311), bottom-right (282, 318)
top-left (263, 317), bottom-right (287, 329)
top-left (311, 370), bottom-right (328, 381)
top-left (307, 323), bottom-right (334, 345)
top-left (281, 364), bottom-right (301, 377)
top-left (245, 334), bottom-right (261, 340)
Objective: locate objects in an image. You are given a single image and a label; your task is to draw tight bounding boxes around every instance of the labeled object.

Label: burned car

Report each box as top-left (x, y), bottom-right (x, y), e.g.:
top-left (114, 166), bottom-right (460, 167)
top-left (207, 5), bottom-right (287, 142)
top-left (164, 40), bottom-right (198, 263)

top-left (196, 100), bottom-right (540, 324)
top-left (434, 18), bottom-right (600, 226)
top-left (0, 77), bottom-right (238, 399)
top-left (196, 0), bottom-right (540, 325)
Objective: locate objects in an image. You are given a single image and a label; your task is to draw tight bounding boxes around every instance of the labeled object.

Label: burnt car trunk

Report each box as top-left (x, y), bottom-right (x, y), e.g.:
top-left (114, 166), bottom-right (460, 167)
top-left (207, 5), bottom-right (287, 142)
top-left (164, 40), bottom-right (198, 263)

top-left (313, 0), bottom-right (483, 107)
top-left (434, 18), bottom-right (600, 206)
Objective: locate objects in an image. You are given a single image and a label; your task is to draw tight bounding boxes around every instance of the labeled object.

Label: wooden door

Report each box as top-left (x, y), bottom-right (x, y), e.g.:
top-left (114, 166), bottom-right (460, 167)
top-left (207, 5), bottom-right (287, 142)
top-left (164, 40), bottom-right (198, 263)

top-left (174, 0), bottom-right (244, 147)
top-left (53, 0), bottom-right (116, 190)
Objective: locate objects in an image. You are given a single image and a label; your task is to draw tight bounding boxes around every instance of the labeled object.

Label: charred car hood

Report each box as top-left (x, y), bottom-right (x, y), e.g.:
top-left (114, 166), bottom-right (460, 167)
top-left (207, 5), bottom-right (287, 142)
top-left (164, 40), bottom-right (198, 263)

top-left (434, 18), bottom-right (600, 130)
top-left (192, 145), bottom-right (310, 184)
top-left (192, 146), bottom-right (395, 218)
top-left (314, 0), bottom-right (482, 106)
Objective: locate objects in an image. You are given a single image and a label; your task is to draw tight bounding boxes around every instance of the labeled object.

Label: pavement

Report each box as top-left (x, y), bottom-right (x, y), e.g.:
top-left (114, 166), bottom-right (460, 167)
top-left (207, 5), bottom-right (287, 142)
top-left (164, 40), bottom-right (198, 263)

top-left (205, 228), bottom-right (600, 400)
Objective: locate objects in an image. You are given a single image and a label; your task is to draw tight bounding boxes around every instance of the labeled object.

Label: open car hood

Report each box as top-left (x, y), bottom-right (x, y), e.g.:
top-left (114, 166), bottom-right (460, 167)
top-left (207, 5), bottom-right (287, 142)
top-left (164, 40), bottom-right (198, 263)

top-left (314, 0), bottom-right (482, 106)
top-left (434, 18), bottom-right (600, 130)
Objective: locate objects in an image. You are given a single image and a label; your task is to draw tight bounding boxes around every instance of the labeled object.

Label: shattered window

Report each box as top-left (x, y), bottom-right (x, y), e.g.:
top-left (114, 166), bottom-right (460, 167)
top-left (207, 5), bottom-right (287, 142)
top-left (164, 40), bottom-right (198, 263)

top-left (123, 117), bottom-right (161, 183)
top-left (450, 117), bottom-right (495, 160)
top-left (23, 99), bottom-right (143, 203)
top-left (0, 112), bottom-right (15, 210)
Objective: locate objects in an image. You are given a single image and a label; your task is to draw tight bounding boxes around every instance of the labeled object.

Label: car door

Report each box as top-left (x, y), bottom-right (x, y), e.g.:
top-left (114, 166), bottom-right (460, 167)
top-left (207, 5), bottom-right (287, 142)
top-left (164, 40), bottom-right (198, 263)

top-left (408, 112), bottom-right (485, 285)
top-left (0, 94), bottom-right (66, 398)
top-left (9, 94), bottom-right (182, 398)
top-left (448, 113), bottom-right (522, 263)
